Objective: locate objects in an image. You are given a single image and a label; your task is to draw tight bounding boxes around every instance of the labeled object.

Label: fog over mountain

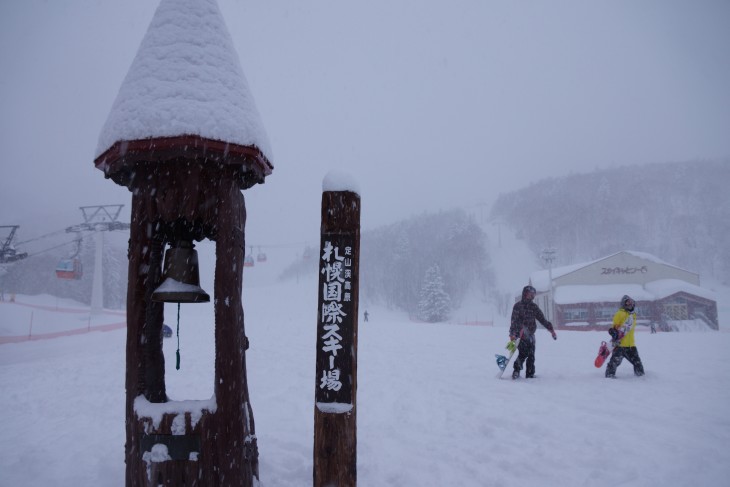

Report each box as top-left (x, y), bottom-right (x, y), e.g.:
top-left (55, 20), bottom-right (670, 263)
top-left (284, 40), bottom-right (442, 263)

top-left (2, 1), bottom-right (729, 249)
top-left (490, 159), bottom-right (730, 284)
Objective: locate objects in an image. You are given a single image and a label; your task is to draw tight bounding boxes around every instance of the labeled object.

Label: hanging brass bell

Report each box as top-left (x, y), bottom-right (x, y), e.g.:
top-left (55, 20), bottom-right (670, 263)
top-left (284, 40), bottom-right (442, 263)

top-left (151, 240), bottom-right (210, 303)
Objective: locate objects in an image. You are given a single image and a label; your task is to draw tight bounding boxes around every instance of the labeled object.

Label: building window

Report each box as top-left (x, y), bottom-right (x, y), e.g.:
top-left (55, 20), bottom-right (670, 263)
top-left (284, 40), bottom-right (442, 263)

top-left (663, 303), bottom-right (688, 320)
top-left (564, 307), bottom-right (588, 320)
top-left (636, 305), bottom-right (652, 319)
top-left (595, 306), bottom-right (615, 320)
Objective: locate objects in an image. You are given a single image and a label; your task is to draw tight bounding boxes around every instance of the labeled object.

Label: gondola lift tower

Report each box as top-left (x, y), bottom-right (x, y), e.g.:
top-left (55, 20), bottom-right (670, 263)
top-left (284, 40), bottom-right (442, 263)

top-left (62, 205), bottom-right (130, 314)
top-left (0, 225), bottom-right (28, 264)
top-left (0, 225), bottom-right (28, 299)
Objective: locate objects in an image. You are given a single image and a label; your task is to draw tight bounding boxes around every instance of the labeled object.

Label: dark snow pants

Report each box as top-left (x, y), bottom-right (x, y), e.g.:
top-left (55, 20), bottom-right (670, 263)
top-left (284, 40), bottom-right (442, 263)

top-left (513, 338), bottom-right (536, 377)
top-left (605, 346), bottom-right (644, 377)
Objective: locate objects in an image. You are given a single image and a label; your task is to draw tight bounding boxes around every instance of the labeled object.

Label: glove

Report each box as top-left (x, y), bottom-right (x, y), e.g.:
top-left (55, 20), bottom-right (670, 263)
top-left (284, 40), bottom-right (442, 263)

top-left (506, 340), bottom-right (517, 353)
top-left (551, 330), bottom-right (557, 340)
top-left (608, 328), bottom-right (619, 340)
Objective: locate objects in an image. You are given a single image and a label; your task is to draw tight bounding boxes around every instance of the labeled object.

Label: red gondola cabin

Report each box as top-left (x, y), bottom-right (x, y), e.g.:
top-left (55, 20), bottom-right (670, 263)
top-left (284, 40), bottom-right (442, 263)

top-left (56, 258), bottom-right (83, 280)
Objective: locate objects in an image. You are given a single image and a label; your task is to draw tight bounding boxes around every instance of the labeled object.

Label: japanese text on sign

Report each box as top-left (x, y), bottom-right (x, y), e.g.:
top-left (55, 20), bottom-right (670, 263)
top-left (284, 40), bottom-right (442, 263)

top-left (601, 266), bottom-right (648, 275)
top-left (318, 241), bottom-right (353, 397)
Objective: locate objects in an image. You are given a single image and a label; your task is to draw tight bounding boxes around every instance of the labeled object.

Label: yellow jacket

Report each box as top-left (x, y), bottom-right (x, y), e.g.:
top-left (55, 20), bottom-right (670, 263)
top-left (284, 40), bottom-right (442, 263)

top-left (612, 308), bottom-right (637, 347)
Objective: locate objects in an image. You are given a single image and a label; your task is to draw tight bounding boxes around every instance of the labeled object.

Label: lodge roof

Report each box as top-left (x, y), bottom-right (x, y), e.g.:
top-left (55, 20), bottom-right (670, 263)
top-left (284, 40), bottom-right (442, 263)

top-left (530, 250), bottom-right (697, 292)
top-left (553, 280), bottom-right (716, 305)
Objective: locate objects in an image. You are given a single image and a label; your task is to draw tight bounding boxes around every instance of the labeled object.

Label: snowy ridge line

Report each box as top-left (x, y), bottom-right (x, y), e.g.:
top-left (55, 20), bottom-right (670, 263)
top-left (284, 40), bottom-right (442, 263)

top-left (0, 300), bottom-right (126, 316)
top-left (408, 315), bottom-right (493, 326)
top-left (0, 321), bottom-right (126, 345)
top-left (455, 320), bottom-right (494, 327)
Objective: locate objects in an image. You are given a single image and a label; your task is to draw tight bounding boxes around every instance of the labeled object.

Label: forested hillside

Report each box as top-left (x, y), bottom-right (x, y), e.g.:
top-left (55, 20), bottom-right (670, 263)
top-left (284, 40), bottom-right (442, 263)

top-left (359, 209), bottom-right (495, 316)
top-left (8, 160), bottom-right (725, 313)
top-left (490, 160), bottom-right (730, 284)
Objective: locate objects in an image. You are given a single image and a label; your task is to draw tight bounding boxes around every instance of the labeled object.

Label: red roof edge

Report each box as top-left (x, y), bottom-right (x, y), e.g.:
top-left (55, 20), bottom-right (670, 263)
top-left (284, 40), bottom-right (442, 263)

top-left (94, 135), bottom-right (273, 189)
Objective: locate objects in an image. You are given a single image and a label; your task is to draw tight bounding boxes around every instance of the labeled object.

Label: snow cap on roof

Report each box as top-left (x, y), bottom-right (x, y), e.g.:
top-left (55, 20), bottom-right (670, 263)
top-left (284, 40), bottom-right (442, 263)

top-left (553, 280), bottom-right (716, 305)
top-left (644, 279), bottom-right (716, 301)
top-left (554, 284), bottom-right (653, 305)
top-left (322, 170), bottom-right (360, 194)
top-left (530, 250), bottom-right (694, 292)
top-left (95, 0), bottom-right (272, 161)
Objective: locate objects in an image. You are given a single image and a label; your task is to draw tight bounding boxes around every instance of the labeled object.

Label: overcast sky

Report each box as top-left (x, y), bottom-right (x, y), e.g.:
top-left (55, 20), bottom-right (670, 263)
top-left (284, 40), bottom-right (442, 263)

top-left (1, 0), bottom-right (729, 251)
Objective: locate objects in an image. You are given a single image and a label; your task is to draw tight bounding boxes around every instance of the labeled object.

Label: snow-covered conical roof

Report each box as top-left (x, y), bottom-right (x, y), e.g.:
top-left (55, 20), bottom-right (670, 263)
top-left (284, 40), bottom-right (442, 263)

top-left (95, 0), bottom-right (272, 165)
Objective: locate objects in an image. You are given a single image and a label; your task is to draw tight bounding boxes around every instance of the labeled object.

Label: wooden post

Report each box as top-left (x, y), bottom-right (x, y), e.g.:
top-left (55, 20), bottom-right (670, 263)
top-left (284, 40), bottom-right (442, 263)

top-left (125, 193), bottom-right (149, 487)
top-left (313, 189), bottom-right (360, 487)
top-left (211, 176), bottom-right (258, 486)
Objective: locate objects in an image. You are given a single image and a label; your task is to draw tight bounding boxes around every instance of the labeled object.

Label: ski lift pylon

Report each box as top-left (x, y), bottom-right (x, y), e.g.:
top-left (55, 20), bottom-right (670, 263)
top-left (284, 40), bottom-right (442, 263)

top-left (0, 225), bottom-right (28, 264)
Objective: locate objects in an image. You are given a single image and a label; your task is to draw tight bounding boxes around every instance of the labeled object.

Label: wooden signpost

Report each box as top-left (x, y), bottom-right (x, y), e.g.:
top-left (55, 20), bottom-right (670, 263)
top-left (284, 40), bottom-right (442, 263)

top-left (313, 188), bottom-right (361, 487)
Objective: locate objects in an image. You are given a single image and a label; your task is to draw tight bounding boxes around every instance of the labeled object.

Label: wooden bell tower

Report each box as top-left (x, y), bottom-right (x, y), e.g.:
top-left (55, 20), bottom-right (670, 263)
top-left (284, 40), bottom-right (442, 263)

top-left (94, 1), bottom-right (273, 485)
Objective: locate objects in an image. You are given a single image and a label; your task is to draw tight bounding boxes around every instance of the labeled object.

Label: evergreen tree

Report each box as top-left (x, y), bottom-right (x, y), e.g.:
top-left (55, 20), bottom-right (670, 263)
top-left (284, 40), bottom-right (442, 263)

top-left (360, 208), bottom-right (494, 313)
top-left (417, 264), bottom-right (451, 323)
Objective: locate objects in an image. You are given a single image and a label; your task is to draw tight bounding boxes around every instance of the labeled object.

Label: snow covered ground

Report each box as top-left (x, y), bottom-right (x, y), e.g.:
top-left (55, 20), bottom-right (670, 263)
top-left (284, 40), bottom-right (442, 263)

top-left (1, 269), bottom-right (729, 486)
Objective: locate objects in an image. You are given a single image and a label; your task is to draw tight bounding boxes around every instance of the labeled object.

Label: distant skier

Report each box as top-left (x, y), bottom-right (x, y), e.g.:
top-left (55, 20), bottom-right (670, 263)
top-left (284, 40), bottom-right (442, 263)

top-left (364, 310), bottom-right (369, 322)
top-left (605, 295), bottom-right (645, 378)
top-left (509, 285), bottom-right (557, 379)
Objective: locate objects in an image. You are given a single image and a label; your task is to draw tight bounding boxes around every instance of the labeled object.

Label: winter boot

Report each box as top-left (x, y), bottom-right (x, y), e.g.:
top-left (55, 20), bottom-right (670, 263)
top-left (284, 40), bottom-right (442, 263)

top-left (512, 369), bottom-right (520, 380)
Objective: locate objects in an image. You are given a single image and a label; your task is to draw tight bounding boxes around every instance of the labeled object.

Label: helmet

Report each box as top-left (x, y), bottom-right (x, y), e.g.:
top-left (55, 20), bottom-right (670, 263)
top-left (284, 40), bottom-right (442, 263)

top-left (522, 285), bottom-right (537, 300)
top-left (621, 295), bottom-right (635, 311)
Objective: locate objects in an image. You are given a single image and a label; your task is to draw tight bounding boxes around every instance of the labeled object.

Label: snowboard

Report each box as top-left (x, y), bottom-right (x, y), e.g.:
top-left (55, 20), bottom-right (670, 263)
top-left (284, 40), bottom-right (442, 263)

top-left (594, 341), bottom-right (611, 368)
top-left (595, 328), bottom-right (624, 367)
top-left (496, 338), bottom-right (520, 379)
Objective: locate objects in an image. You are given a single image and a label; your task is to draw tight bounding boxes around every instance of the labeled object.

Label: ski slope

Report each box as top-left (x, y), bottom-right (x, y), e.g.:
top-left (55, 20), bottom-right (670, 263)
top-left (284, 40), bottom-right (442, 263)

top-left (1, 275), bottom-right (729, 486)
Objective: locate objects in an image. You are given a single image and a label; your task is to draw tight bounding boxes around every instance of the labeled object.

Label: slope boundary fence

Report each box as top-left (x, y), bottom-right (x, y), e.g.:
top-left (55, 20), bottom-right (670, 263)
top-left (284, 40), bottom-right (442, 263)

top-left (0, 300), bottom-right (126, 345)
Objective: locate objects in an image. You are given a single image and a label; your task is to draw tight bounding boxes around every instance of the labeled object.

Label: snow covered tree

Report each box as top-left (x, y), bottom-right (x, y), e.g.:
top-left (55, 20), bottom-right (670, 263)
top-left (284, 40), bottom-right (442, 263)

top-left (417, 264), bottom-right (451, 322)
top-left (360, 208), bottom-right (494, 314)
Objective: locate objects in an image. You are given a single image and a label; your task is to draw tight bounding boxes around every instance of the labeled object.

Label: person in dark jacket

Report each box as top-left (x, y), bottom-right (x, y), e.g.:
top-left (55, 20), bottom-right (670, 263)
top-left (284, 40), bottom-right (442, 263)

top-left (509, 285), bottom-right (557, 379)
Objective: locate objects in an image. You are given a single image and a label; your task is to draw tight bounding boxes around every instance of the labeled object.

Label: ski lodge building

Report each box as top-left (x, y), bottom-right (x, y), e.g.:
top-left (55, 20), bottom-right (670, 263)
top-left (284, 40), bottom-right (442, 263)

top-left (528, 251), bottom-right (718, 331)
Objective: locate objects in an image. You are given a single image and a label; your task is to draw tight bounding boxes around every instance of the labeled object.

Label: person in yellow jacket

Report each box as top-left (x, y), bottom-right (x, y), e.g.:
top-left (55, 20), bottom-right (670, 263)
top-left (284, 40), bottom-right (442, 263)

top-left (605, 295), bottom-right (645, 378)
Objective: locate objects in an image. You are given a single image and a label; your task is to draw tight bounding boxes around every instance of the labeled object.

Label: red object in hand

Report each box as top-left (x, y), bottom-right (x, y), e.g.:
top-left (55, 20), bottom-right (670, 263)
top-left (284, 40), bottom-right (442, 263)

top-left (594, 341), bottom-right (611, 368)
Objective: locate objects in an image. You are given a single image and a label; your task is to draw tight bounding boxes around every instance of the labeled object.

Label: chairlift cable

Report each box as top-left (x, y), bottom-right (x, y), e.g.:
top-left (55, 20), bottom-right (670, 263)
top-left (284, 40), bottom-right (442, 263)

top-left (15, 228), bottom-right (69, 246)
top-left (20, 239), bottom-right (80, 259)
